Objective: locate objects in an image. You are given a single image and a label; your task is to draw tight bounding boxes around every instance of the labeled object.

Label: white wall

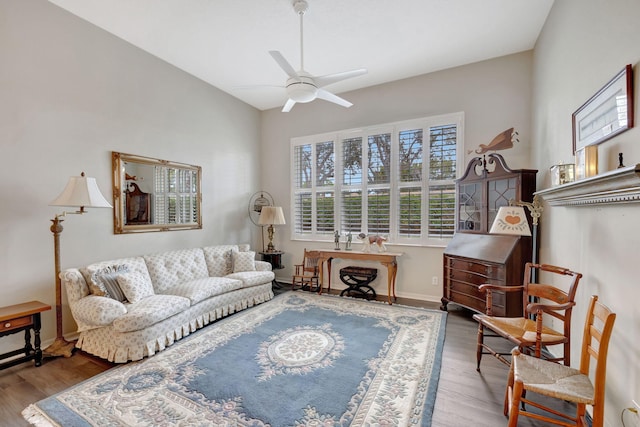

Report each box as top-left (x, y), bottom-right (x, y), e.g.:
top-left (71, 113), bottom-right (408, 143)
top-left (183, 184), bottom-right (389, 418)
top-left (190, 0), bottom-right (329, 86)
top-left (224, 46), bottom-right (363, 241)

top-left (0, 0), bottom-right (262, 351)
top-left (532, 0), bottom-right (640, 424)
top-left (261, 51), bottom-right (534, 301)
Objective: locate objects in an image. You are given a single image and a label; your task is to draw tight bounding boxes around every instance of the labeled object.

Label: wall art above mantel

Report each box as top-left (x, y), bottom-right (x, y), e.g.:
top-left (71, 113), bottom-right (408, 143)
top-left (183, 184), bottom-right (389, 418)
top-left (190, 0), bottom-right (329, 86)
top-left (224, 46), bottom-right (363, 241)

top-left (572, 64), bottom-right (634, 153)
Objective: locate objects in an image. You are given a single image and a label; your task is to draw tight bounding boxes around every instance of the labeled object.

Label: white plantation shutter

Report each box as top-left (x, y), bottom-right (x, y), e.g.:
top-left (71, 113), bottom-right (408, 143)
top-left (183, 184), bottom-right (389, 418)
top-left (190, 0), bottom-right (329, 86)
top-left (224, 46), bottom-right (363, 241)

top-left (368, 133), bottom-right (391, 184)
top-left (397, 128), bottom-right (423, 239)
top-left (316, 191), bottom-right (334, 234)
top-left (291, 138), bottom-right (336, 238)
top-left (294, 192), bottom-right (313, 234)
top-left (368, 188), bottom-right (390, 234)
top-left (341, 137), bottom-right (363, 234)
top-left (428, 185), bottom-right (455, 238)
top-left (154, 166), bottom-right (167, 224)
top-left (293, 144), bottom-right (312, 234)
top-left (398, 186), bottom-right (422, 237)
top-left (154, 166), bottom-right (199, 224)
top-left (341, 189), bottom-right (362, 233)
top-left (291, 113), bottom-right (462, 245)
top-left (427, 124), bottom-right (457, 238)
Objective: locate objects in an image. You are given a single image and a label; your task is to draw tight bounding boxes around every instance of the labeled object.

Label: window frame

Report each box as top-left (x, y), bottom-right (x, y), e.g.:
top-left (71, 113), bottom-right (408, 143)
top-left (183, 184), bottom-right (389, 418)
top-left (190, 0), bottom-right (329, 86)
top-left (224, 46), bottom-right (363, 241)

top-left (290, 112), bottom-right (464, 247)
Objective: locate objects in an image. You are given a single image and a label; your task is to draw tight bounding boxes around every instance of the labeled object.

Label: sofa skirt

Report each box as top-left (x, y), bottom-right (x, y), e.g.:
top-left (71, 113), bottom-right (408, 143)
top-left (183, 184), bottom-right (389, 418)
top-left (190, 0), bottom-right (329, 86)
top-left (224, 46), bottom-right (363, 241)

top-left (76, 283), bottom-right (274, 363)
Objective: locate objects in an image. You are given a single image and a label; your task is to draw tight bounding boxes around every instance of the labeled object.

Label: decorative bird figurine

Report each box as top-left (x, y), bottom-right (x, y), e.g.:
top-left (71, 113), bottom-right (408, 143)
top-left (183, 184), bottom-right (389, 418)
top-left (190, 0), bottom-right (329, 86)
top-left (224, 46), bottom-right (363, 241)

top-left (468, 128), bottom-right (519, 154)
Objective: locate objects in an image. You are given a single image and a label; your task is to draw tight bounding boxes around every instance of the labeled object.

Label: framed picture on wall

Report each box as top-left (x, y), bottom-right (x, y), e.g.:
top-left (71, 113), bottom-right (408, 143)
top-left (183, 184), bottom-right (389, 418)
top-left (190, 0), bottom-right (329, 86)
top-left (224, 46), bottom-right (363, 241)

top-left (572, 64), bottom-right (634, 153)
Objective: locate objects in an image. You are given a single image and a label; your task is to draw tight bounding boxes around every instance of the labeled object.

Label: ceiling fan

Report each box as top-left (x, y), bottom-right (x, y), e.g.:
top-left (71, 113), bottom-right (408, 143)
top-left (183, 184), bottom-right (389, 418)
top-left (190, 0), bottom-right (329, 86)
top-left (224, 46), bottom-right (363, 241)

top-left (267, 0), bottom-right (367, 112)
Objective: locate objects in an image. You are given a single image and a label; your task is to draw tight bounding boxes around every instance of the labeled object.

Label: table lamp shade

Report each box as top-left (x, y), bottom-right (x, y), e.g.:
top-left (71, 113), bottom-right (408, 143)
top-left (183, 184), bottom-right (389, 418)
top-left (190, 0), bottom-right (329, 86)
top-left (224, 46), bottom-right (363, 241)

top-left (50, 173), bottom-right (112, 208)
top-left (258, 206), bottom-right (286, 225)
top-left (489, 206), bottom-right (531, 236)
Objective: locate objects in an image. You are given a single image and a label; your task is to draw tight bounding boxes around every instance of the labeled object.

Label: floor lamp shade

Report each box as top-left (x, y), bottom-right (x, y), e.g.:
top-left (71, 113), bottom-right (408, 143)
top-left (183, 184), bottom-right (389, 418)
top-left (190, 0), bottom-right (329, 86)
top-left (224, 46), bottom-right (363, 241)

top-left (46, 172), bottom-right (112, 359)
top-left (258, 206), bottom-right (286, 252)
top-left (50, 173), bottom-right (113, 209)
top-left (489, 206), bottom-right (531, 236)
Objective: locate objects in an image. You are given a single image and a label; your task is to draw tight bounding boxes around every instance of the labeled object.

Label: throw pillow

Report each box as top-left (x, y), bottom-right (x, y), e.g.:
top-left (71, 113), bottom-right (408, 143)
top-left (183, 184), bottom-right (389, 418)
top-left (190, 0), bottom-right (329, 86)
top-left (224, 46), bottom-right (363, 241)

top-left (117, 272), bottom-right (155, 303)
top-left (90, 265), bottom-right (129, 302)
top-left (232, 251), bottom-right (256, 273)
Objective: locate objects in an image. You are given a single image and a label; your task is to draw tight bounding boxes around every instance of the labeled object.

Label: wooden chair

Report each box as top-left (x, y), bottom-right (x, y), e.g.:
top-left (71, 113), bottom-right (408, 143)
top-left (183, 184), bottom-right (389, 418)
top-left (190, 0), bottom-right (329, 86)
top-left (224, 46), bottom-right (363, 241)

top-left (473, 263), bottom-right (582, 371)
top-left (292, 249), bottom-right (321, 292)
top-left (504, 295), bottom-right (616, 427)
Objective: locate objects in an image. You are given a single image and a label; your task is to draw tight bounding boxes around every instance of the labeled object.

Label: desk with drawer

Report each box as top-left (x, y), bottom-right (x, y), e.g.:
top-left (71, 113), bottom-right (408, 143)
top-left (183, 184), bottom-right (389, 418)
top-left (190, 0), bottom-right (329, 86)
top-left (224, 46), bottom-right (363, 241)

top-left (441, 233), bottom-right (529, 317)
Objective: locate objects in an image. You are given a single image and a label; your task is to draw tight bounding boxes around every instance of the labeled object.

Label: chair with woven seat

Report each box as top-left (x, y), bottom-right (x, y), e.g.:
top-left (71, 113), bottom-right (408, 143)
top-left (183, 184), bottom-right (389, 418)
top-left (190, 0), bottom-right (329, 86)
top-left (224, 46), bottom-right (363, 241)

top-left (473, 263), bottom-right (582, 371)
top-left (292, 249), bottom-right (321, 292)
top-left (504, 295), bottom-right (616, 427)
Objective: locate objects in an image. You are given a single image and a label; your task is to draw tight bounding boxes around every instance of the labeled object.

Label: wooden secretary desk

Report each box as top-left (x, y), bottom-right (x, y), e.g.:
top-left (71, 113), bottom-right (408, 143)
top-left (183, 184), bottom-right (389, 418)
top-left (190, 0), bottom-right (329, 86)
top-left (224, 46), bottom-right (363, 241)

top-left (441, 153), bottom-right (537, 317)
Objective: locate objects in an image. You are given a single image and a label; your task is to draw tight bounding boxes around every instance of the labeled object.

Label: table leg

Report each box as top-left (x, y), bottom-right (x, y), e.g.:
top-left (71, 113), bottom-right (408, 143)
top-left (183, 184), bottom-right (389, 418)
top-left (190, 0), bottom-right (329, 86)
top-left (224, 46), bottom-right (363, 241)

top-left (326, 258), bottom-right (333, 293)
top-left (34, 313), bottom-right (43, 367)
top-left (390, 261), bottom-right (398, 302)
top-left (317, 257), bottom-right (334, 295)
top-left (317, 257), bottom-right (326, 294)
top-left (382, 261), bottom-right (398, 304)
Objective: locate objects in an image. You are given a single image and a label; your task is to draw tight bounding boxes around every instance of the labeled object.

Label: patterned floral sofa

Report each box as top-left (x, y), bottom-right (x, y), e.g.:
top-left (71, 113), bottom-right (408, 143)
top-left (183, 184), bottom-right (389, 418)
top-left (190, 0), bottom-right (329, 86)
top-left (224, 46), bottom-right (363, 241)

top-left (62, 244), bottom-right (274, 363)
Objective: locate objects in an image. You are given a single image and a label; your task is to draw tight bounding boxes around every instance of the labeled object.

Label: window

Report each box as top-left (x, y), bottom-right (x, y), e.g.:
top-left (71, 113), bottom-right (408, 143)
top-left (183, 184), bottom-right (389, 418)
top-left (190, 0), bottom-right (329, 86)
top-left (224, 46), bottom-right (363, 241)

top-left (291, 113), bottom-right (463, 246)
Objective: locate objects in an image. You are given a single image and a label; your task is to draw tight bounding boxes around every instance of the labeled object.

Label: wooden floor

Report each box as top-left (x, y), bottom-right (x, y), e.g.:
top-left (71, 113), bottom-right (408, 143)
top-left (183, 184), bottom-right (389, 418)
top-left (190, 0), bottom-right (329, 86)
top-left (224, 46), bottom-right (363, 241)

top-left (1, 289), bottom-right (573, 426)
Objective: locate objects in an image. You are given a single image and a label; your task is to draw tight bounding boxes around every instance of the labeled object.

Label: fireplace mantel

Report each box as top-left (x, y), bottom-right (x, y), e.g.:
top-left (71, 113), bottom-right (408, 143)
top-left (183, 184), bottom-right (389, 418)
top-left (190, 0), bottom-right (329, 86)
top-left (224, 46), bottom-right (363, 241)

top-left (535, 164), bottom-right (640, 206)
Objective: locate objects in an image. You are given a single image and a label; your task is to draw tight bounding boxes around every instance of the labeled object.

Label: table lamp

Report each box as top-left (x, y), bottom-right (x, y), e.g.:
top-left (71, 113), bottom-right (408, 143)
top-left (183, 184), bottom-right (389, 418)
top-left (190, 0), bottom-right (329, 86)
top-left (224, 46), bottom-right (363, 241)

top-left (258, 206), bottom-right (286, 252)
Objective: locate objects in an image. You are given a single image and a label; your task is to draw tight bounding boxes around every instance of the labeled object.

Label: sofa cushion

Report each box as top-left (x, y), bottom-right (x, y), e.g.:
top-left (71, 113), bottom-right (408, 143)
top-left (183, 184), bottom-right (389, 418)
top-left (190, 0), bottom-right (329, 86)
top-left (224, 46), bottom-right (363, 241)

top-left (117, 271), bottom-right (155, 303)
top-left (232, 250), bottom-right (256, 272)
top-left (90, 265), bottom-right (129, 302)
top-left (226, 270), bottom-right (275, 287)
top-left (202, 245), bottom-right (238, 277)
top-left (71, 295), bottom-right (128, 329)
top-left (161, 277), bottom-right (245, 304)
top-left (81, 257), bottom-right (152, 293)
top-left (143, 248), bottom-right (209, 293)
top-left (112, 295), bottom-right (191, 333)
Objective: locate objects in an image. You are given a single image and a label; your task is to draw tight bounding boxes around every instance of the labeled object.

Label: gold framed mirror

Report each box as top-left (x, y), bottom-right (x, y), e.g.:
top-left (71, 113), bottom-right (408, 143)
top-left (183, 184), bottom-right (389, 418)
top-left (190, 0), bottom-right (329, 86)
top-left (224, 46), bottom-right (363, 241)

top-left (112, 151), bottom-right (202, 234)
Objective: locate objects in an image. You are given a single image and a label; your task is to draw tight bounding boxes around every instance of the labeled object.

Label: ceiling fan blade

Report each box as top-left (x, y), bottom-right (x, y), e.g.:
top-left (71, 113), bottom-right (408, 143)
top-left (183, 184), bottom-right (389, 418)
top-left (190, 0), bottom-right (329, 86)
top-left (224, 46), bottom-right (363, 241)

top-left (233, 84), bottom-right (285, 91)
top-left (269, 51), bottom-right (298, 79)
top-left (282, 99), bottom-right (297, 112)
top-left (316, 89), bottom-right (353, 108)
top-left (314, 68), bottom-right (367, 88)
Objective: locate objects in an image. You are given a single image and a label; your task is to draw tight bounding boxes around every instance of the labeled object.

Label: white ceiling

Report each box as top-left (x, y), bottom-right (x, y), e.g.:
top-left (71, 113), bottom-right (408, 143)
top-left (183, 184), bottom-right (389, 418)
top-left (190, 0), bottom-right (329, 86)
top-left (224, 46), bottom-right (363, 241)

top-left (48, 0), bottom-right (554, 111)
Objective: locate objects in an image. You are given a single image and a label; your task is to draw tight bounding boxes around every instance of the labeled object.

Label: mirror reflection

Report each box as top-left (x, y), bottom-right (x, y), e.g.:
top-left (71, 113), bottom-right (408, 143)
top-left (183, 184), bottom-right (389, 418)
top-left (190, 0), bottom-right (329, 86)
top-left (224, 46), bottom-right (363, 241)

top-left (112, 152), bottom-right (202, 234)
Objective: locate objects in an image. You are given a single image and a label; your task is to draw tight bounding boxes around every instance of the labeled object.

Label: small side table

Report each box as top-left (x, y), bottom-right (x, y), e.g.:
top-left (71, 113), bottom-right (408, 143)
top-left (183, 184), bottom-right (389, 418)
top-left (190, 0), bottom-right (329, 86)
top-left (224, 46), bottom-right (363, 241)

top-left (0, 301), bottom-right (51, 370)
top-left (259, 251), bottom-right (284, 289)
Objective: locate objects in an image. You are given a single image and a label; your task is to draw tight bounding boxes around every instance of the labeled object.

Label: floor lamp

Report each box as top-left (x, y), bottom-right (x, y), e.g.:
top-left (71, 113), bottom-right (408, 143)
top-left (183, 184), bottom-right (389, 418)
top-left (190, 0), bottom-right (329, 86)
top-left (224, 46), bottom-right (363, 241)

top-left (490, 196), bottom-right (544, 310)
top-left (45, 172), bottom-right (112, 358)
top-left (511, 195), bottom-right (543, 283)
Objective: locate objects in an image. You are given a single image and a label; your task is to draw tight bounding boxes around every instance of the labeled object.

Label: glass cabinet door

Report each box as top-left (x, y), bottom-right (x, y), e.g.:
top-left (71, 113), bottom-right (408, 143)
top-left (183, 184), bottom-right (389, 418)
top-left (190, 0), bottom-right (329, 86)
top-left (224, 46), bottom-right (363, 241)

top-left (458, 182), bottom-right (483, 231)
top-left (487, 177), bottom-right (519, 228)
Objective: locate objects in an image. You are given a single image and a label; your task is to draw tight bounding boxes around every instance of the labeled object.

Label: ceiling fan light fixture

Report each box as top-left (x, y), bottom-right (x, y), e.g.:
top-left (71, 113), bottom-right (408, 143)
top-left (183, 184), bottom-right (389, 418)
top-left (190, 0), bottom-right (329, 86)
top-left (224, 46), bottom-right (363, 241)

top-left (286, 80), bottom-right (318, 103)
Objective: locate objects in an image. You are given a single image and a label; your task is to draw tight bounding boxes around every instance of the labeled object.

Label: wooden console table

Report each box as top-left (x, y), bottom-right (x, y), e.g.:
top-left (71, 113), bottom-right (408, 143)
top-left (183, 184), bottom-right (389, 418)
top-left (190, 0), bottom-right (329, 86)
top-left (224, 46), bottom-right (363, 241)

top-left (0, 301), bottom-right (51, 370)
top-left (314, 249), bottom-right (402, 304)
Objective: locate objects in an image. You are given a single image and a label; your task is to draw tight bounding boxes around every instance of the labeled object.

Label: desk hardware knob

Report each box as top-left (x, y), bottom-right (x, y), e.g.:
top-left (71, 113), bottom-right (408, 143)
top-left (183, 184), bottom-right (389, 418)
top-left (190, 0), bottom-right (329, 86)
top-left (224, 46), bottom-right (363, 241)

top-left (4, 323), bottom-right (11, 328)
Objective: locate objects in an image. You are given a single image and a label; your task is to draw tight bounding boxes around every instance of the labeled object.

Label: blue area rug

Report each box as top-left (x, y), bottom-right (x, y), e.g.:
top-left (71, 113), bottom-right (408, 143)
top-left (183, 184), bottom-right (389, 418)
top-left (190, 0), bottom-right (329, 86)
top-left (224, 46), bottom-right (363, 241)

top-left (23, 293), bottom-right (447, 426)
